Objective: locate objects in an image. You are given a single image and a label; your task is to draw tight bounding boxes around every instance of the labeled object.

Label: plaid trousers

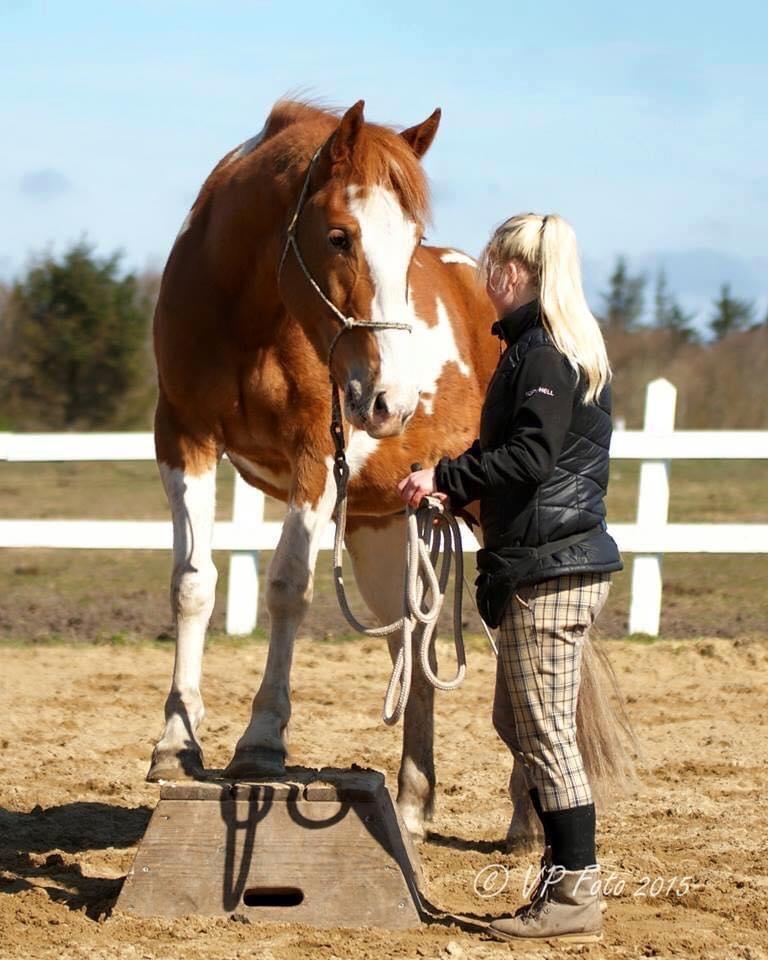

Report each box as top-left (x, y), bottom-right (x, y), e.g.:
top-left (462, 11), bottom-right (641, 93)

top-left (492, 572), bottom-right (611, 812)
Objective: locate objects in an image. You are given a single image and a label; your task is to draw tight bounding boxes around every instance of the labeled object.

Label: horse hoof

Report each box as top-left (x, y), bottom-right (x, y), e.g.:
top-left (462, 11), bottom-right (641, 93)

top-left (223, 747), bottom-right (286, 780)
top-left (146, 747), bottom-right (206, 782)
top-left (398, 805), bottom-right (427, 842)
top-left (505, 828), bottom-right (543, 854)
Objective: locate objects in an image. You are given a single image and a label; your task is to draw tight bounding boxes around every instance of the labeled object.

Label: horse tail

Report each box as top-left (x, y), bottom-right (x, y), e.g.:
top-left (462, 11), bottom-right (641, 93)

top-left (576, 635), bottom-right (644, 812)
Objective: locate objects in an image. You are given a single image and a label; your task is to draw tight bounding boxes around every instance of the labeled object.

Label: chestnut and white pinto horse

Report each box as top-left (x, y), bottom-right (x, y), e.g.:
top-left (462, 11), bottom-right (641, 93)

top-left (149, 99), bottom-right (632, 843)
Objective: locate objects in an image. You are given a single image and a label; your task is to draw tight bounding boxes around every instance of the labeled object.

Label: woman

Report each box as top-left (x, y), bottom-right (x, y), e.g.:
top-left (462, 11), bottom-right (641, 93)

top-left (397, 213), bottom-right (623, 943)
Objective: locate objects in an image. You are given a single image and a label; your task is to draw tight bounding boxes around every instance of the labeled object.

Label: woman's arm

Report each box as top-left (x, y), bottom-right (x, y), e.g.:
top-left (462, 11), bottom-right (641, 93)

top-left (396, 438), bottom-right (481, 509)
top-left (434, 346), bottom-right (578, 506)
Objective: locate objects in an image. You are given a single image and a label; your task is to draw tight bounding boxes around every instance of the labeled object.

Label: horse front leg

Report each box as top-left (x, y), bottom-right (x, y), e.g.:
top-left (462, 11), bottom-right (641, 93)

top-left (346, 518), bottom-right (436, 840)
top-left (224, 463), bottom-right (336, 778)
top-left (148, 405), bottom-right (219, 781)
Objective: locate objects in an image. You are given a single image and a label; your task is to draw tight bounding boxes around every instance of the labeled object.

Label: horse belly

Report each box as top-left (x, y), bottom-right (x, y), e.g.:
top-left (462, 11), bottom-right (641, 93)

top-left (226, 449), bottom-right (291, 501)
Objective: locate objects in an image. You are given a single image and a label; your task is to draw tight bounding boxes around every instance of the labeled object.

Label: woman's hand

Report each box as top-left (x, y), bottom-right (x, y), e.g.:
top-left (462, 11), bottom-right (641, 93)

top-left (397, 468), bottom-right (448, 508)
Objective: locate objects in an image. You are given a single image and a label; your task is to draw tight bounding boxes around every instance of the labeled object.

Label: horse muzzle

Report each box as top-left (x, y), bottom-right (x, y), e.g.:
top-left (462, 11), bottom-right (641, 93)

top-left (345, 383), bottom-right (418, 438)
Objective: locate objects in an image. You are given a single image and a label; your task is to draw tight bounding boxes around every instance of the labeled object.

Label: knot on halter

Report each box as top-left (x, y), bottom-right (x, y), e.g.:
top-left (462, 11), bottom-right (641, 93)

top-left (342, 317), bottom-right (354, 329)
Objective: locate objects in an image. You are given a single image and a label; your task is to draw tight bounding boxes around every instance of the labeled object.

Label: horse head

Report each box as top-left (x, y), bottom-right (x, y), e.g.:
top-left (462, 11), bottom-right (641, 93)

top-left (279, 100), bottom-right (441, 439)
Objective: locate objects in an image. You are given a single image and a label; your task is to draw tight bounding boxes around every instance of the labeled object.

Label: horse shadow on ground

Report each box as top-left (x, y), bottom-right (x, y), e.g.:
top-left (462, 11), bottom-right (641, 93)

top-left (0, 802), bottom-right (151, 919)
top-left (425, 830), bottom-right (508, 854)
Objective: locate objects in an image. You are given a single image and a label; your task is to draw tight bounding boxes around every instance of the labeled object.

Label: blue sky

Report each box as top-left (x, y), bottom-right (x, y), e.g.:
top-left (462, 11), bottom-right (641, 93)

top-left (2, 0), bottom-right (766, 325)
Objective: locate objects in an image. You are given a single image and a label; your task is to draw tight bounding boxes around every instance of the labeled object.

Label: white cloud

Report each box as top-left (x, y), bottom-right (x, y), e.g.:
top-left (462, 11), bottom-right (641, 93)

top-left (19, 169), bottom-right (72, 200)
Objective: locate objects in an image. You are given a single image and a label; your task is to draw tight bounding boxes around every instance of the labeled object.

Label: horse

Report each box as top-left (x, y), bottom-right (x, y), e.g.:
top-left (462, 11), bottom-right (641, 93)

top-left (148, 97), bottom-right (634, 844)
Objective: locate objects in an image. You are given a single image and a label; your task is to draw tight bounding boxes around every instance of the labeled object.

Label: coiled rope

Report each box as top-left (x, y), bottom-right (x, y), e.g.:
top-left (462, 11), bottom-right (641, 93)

top-left (331, 453), bottom-right (467, 725)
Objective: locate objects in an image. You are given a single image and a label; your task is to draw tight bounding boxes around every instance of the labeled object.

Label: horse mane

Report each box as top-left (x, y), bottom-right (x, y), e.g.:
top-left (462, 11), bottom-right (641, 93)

top-left (267, 98), bottom-right (432, 224)
top-left (267, 96), bottom-right (341, 134)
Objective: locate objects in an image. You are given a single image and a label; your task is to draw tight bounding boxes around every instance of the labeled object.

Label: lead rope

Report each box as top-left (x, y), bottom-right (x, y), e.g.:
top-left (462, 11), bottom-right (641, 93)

top-left (330, 388), bottom-right (467, 725)
top-left (464, 570), bottom-right (498, 657)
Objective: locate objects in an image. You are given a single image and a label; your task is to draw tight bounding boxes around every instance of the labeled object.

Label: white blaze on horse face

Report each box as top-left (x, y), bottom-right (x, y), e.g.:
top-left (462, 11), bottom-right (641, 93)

top-left (346, 184), bottom-right (420, 425)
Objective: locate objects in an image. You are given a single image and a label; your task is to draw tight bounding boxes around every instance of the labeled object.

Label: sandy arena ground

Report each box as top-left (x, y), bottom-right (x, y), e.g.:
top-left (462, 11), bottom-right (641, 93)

top-left (1, 633), bottom-right (766, 960)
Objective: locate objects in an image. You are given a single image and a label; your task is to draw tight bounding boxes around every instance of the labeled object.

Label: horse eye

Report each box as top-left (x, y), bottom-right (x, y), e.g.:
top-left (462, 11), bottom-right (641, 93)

top-left (328, 229), bottom-right (349, 250)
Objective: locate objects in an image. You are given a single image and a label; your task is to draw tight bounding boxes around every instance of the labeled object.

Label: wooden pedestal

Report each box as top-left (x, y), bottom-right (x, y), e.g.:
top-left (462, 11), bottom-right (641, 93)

top-left (116, 766), bottom-right (425, 929)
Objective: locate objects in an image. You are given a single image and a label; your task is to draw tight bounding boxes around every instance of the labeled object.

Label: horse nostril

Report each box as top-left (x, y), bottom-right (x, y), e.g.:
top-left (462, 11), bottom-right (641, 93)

top-left (374, 392), bottom-right (389, 416)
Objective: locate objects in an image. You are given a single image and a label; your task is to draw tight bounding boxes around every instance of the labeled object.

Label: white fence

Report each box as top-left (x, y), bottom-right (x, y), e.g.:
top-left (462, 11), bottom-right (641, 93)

top-left (1, 378), bottom-right (766, 636)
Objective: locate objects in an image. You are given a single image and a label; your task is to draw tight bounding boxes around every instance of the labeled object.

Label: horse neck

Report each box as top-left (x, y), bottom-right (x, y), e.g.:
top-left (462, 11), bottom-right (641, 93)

top-left (208, 136), bottom-right (333, 338)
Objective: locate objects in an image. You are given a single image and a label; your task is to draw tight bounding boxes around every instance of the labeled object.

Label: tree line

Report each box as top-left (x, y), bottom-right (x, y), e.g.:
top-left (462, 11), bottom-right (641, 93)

top-left (0, 241), bottom-right (766, 431)
top-left (601, 255), bottom-right (762, 342)
top-left (599, 257), bottom-right (767, 428)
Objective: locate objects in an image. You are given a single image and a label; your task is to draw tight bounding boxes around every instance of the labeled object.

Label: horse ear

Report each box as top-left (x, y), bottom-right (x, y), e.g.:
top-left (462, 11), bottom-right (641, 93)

top-left (400, 108), bottom-right (441, 158)
top-left (330, 100), bottom-right (365, 166)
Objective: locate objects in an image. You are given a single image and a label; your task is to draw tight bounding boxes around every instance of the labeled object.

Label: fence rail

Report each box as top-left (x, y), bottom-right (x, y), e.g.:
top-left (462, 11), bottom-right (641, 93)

top-left (1, 379), bottom-right (766, 636)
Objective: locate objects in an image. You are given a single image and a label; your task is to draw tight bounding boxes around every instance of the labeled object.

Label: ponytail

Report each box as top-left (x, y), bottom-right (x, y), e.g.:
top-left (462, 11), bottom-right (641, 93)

top-left (480, 213), bottom-right (611, 404)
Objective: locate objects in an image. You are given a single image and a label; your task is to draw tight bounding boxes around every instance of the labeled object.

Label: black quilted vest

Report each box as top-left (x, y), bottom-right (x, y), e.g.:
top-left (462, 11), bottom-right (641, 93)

top-left (477, 307), bottom-right (623, 608)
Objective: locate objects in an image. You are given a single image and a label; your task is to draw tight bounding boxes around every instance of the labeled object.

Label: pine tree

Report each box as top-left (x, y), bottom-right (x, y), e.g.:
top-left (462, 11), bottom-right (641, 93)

top-left (653, 267), bottom-right (671, 326)
top-left (709, 284), bottom-right (754, 341)
top-left (0, 241), bottom-right (154, 429)
top-left (653, 268), bottom-right (698, 341)
top-left (600, 255), bottom-right (646, 330)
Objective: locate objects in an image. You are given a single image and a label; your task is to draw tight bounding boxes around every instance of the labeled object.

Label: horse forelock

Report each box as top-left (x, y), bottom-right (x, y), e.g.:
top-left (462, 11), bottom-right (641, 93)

top-left (346, 124), bottom-right (431, 225)
top-left (261, 99), bottom-right (430, 224)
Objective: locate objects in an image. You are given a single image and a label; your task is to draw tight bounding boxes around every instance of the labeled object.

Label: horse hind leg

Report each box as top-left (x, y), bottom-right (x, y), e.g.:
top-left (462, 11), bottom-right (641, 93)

top-left (345, 518), bottom-right (436, 841)
top-left (147, 414), bottom-right (218, 782)
top-left (505, 760), bottom-right (545, 853)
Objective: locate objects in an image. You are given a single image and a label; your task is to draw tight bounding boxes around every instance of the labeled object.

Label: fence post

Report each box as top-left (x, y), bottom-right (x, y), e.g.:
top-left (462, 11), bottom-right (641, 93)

top-left (225, 473), bottom-right (265, 635)
top-left (628, 378), bottom-right (677, 635)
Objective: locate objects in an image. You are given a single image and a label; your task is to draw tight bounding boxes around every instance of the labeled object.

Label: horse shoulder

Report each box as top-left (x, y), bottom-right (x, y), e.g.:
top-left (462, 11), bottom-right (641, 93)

top-left (412, 246), bottom-right (496, 383)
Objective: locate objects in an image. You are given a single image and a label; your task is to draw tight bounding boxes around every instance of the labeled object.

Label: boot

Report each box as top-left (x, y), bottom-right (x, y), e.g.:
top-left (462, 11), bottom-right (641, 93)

top-left (525, 847), bottom-right (553, 906)
top-left (488, 863), bottom-right (603, 943)
top-left (541, 846), bottom-right (606, 914)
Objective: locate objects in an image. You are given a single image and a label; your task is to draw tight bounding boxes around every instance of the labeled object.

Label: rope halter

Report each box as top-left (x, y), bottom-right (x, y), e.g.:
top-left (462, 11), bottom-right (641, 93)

top-left (277, 144), bottom-right (413, 373)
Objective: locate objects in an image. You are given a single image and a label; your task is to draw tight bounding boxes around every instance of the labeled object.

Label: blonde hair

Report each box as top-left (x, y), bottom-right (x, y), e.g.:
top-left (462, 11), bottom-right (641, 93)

top-left (479, 213), bottom-right (611, 404)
